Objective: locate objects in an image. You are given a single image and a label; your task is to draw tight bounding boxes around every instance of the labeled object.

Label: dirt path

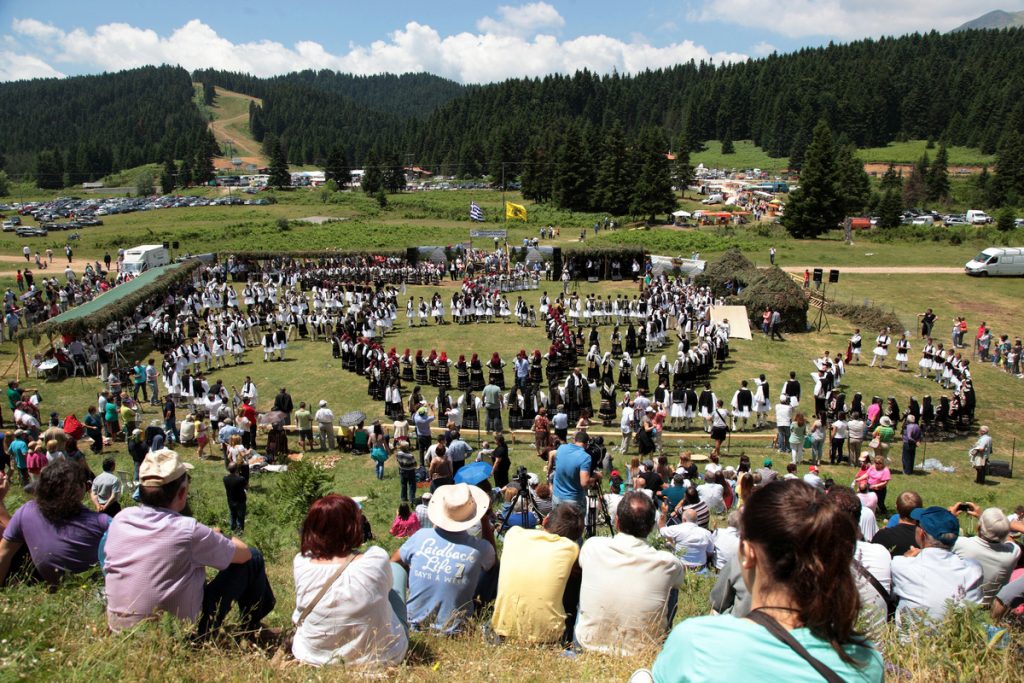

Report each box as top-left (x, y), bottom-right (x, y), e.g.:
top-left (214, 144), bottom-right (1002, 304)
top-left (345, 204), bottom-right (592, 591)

top-left (208, 88), bottom-right (265, 165)
top-left (782, 266), bottom-right (963, 274)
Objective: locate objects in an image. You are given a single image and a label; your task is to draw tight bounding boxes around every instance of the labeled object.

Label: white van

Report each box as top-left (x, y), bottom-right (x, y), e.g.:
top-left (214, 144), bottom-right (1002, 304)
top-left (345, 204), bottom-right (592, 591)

top-left (965, 247), bottom-right (1024, 276)
top-left (122, 244), bottom-right (170, 274)
top-left (966, 209), bottom-right (992, 225)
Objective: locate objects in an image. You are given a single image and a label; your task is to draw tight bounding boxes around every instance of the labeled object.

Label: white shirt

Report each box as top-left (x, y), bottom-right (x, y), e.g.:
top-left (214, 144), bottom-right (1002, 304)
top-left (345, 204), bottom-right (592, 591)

top-left (832, 419), bottom-right (848, 440)
top-left (854, 540), bottom-right (892, 631)
top-left (859, 506), bottom-right (879, 542)
top-left (712, 526), bottom-right (740, 570)
top-left (696, 483), bottom-right (725, 514)
top-left (576, 533), bottom-right (684, 655)
top-left (774, 403), bottom-right (792, 427)
top-left (891, 547), bottom-right (984, 625)
top-left (291, 547), bottom-right (408, 667)
top-left (802, 473), bottom-right (824, 490)
top-left (952, 535), bottom-right (1022, 606)
top-left (314, 407), bottom-right (334, 424)
top-left (660, 522), bottom-right (715, 568)
top-left (619, 406), bottom-right (634, 434)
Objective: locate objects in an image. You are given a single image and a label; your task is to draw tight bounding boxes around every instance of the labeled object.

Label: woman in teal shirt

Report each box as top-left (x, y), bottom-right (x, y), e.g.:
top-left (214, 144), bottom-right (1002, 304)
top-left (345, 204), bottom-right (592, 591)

top-left (651, 479), bottom-right (883, 683)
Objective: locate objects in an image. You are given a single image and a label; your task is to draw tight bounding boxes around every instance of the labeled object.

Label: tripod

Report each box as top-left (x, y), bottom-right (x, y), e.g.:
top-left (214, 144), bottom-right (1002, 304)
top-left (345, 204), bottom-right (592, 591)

top-left (499, 475), bottom-right (544, 532)
top-left (584, 482), bottom-right (615, 539)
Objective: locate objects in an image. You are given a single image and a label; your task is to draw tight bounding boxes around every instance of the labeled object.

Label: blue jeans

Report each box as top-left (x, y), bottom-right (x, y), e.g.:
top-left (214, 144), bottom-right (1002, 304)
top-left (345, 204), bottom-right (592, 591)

top-left (776, 426), bottom-right (790, 453)
top-left (375, 461), bottom-right (384, 480)
top-left (399, 469), bottom-right (417, 502)
top-left (198, 548), bottom-right (276, 636)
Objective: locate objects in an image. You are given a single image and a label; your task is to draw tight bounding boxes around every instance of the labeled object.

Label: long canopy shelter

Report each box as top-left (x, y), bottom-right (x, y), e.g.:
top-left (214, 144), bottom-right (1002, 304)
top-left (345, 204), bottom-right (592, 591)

top-left (10, 259), bottom-right (203, 375)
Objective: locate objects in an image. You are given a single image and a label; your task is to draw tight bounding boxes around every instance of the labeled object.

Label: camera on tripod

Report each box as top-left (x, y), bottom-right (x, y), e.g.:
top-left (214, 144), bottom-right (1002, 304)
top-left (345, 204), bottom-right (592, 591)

top-left (586, 436), bottom-right (606, 473)
top-left (514, 465), bottom-right (531, 491)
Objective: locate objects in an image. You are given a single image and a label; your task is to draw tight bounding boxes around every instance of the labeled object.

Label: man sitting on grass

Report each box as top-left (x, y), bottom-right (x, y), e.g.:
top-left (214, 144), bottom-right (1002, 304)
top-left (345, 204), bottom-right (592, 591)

top-left (103, 448), bottom-right (275, 637)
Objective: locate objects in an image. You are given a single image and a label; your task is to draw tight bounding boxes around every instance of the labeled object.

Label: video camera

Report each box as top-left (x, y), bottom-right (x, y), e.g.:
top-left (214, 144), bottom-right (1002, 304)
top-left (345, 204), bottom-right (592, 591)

top-left (586, 436), bottom-right (606, 474)
top-left (514, 465), bottom-right (531, 491)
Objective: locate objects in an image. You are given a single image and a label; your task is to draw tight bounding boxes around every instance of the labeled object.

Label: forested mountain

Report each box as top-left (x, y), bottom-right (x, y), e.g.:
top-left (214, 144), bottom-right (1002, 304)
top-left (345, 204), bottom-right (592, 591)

top-left (192, 69), bottom-right (465, 120)
top-left (0, 65), bottom-right (208, 178)
top-left (3, 28), bottom-right (1024, 189)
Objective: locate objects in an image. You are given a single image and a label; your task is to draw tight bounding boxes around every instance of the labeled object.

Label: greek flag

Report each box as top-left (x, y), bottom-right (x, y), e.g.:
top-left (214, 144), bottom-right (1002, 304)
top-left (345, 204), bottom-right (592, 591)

top-left (470, 202), bottom-right (485, 222)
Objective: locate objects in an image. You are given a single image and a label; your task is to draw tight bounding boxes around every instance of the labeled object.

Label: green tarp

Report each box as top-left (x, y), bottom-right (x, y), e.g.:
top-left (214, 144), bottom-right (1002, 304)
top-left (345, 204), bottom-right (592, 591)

top-left (46, 261), bottom-right (186, 325)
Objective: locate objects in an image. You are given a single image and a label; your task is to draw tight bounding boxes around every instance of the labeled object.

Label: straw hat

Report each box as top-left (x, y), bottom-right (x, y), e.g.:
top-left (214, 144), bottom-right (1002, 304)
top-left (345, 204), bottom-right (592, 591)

top-left (427, 483), bottom-right (491, 532)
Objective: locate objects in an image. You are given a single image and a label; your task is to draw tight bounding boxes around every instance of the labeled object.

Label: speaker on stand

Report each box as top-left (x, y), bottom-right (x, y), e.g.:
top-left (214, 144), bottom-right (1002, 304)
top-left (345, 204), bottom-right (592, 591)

top-left (552, 247), bottom-right (562, 281)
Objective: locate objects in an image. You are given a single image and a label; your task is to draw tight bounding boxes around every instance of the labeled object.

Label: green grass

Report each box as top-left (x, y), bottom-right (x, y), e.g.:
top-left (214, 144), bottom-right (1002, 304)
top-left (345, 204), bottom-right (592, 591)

top-left (857, 140), bottom-right (995, 167)
top-left (690, 140), bottom-right (789, 172)
top-left (1, 276), bottom-right (1022, 680)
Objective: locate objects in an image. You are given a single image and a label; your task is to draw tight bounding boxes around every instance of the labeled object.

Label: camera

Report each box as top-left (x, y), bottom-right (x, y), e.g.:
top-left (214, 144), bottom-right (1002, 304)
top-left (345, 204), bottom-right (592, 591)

top-left (586, 436), bottom-right (606, 473)
top-left (956, 502), bottom-right (972, 513)
top-left (514, 465), bottom-right (531, 490)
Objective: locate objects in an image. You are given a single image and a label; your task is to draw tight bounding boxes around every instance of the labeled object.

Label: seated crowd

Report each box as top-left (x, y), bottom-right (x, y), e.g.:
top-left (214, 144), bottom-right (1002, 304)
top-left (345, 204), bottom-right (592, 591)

top-left (0, 428), bottom-right (1022, 680)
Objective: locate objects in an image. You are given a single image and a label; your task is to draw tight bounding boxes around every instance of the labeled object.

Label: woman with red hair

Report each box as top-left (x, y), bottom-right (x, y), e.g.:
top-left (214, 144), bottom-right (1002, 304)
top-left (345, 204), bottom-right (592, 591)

top-left (486, 352), bottom-right (505, 389)
top-left (469, 353), bottom-right (485, 391)
top-left (426, 350), bottom-right (438, 386)
top-left (292, 494), bottom-right (408, 668)
top-left (436, 351), bottom-right (451, 389)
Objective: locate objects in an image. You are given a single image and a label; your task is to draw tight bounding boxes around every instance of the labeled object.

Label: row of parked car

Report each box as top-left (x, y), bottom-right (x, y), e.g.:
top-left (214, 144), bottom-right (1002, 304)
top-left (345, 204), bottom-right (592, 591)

top-left (1, 193), bottom-right (270, 238)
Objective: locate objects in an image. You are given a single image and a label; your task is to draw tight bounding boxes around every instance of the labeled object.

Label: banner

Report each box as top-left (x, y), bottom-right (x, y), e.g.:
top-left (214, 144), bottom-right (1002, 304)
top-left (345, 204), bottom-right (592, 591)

top-left (469, 202), bottom-right (485, 222)
top-left (505, 201), bottom-right (528, 221)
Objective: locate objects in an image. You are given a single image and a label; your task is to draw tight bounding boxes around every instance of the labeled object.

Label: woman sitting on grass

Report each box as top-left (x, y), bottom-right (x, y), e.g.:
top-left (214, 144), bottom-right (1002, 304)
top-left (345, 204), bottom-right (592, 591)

top-left (292, 494), bottom-right (407, 668)
top-left (648, 480), bottom-right (883, 682)
top-left (389, 503), bottom-right (420, 538)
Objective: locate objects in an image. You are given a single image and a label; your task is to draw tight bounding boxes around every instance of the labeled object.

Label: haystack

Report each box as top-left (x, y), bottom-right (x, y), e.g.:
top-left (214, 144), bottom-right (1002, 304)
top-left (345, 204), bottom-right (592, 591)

top-left (697, 248), bottom-right (758, 291)
top-left (738, 266), bottom-right (808, 332)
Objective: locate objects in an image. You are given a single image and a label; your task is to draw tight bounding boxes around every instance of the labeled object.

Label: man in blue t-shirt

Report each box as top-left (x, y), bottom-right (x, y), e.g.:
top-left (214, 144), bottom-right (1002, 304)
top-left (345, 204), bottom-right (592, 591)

top-left (553, 431), bottom-right (598, 509)
top-left (394, 483), bottom-right (497, 634)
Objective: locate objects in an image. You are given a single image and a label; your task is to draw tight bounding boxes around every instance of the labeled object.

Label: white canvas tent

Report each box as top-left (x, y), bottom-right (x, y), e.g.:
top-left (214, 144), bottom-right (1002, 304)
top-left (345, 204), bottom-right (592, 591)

top-left (710, 305), bottom-right (752, 340)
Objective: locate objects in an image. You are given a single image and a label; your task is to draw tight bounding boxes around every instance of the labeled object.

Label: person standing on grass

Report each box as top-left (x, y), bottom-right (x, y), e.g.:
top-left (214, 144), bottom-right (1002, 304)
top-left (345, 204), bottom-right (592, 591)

top-left (293, 401), bottom-right (312, 452)
top-left (901, 415), bottom-right (922, 475)
top-left (969, 426), bottom-right (992, 485)
top-left (395, 441), bottom-right (418, 502)
top-left (314, 400), bottom-right (335, 451)
top-left (103, 449), bottom-right (275, 636)
top-left (413, 407), bottom-right (435, 467)
top-left (223, 463), bottom-right (247, 533)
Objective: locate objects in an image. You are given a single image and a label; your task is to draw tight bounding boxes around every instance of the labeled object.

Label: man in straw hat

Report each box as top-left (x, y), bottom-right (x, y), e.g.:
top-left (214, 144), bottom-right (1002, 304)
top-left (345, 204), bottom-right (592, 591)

top-left (103, 448), bottom-right (276, 636)
top-left (391, 482), bottom-right (496, 634)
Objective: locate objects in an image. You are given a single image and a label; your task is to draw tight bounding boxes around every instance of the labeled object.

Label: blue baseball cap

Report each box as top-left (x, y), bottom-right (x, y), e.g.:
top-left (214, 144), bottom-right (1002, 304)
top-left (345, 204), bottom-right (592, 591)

top-left (910, 506), bottom-right (960, 545)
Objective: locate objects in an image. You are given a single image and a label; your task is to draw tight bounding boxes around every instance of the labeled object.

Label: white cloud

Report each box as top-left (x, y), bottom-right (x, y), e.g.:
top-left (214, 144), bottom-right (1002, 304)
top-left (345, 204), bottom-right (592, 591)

top-left (751, 41), bottom-right (776, 56)
top-left (696, 0), bottom-right (989, 39)
top-left (477, 2), bottom-right (565, 37)
top-left (0, 50), bottom-right (64, 80)
top-left (4, 10), bottom-right (746, 84)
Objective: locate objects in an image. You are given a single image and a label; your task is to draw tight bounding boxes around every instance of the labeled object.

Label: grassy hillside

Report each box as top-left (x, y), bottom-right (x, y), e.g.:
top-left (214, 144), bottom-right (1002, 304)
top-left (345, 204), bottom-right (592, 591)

top-left (690, 140), bottom-right (789, 172)
top-left (858, 140), bottom-right (995, 167)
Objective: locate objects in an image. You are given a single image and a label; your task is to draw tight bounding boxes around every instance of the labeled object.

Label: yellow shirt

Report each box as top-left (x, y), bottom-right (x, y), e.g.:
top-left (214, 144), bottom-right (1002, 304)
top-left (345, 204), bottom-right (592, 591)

top-left (491, 527), bottom-right (579, 643)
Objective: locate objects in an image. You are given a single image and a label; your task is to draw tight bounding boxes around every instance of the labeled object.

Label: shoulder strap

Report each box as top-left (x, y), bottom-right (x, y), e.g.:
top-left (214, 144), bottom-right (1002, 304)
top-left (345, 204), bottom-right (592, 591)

top-left (746, 610), bottom-right (846, 683)
top-left (852, 558), bottom-right (895, 621)
top-left (295, 554), bottom-right (359, 628)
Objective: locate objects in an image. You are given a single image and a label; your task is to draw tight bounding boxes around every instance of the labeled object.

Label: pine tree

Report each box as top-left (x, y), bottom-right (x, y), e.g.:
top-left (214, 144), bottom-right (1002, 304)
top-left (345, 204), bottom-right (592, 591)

top-left (361, 149), bottom-right (383, 195)
top-left (927, 144), bottom-right (950, 202)
top-left (720, 131), bottom-right (735, 155)
top-left (996, 207), bottom-right (1016, 232)
top-left (834, 144), bottom-right (871, 216)
top-left (203, 83), bottom-right (215, 106)
top-left (877, 189), bottom-right (903, 228)
top-left (178, 158), bottom-right (192, 187)
top-left (629, 129), bottom-right (675, 222)
top-left (592, 122), bottom-right (632, 215)
top-left (782, 120), bottom-right (843, 238)
top-left (993, 131), bottom-right (1024, 206)
top-left (267, 136), bottom-right (290, 189)
top-left (249, 102), bottom-right (265, 143)
top-left (880, 163), bottom-right (903, 192)
top-left (0, 170), bottom-right (10, 197)
top-left (552, 124), bottom-right (593, 212)
top-left (324, 146), bottom-right (351, 187)
top-left (902, 153), bottom-right (929, 208)
top-left (383, 153), bottom-right (405, 193)
top-left (673, 134), bottom-right (694, 198)
top-left (160, 158), bottom-right (176, 194)
top-left (520, 142), bottom-right (553, 203)
top-left (35, 150), bottom-right (62, 189)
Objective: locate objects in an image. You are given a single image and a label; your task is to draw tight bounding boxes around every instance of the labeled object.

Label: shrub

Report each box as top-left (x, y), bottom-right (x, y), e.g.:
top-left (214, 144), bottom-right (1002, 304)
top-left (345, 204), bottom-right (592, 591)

top-left (738, 267), bottom-right (808, 332)
top-left (697, 248), bottom-right (759, 290)
top-left (826, 301), bottom-right (903, 332)
top-left (275, 459), bottom-right (331, 531)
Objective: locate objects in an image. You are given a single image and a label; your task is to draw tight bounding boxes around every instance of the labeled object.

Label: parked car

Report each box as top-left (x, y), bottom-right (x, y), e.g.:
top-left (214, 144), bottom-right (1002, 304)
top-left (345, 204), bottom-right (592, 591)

top-left (1, 221), bottom-right (17, 232)
top-left (16, 226), bottom-right (47, 237)
top-left (965, 247), bottom-right (1024, 276)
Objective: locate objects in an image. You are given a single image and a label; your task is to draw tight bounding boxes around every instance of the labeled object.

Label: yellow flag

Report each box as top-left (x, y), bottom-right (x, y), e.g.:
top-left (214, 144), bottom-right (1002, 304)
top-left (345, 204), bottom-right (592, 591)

top-left (505, 201), bottom-right (528, 221)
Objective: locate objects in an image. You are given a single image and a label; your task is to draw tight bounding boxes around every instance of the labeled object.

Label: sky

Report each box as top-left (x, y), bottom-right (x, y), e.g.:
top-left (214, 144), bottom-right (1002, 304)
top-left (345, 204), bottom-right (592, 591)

top-left (0, 1), bottom-right (1016, 83)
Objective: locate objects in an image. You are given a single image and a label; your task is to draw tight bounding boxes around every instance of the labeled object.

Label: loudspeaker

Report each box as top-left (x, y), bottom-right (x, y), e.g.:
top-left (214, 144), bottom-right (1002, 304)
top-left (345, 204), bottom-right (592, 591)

top-left (552, 247), bottom-right (562, 279)
top-left (812, 268), bottom-right (823, 283)
top-left (829, 269), bottom-right (839, 284)
top-left (406, 247), bottom-right (418, 266)
top-left (162, 242), bottom-right (170, 249)
top-left (988, 460), bottom-right (1013, 478)
top-left (172, 241), bottom-right (180, 250)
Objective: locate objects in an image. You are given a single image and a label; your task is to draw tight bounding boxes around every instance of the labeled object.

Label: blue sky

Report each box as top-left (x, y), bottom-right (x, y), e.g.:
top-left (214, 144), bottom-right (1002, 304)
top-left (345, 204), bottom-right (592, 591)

top-left (0, 1), bottom-right (1013, 82)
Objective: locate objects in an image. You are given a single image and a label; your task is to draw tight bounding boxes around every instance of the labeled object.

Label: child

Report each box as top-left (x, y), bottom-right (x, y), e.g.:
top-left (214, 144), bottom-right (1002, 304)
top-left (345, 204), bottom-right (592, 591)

top-left (195, 417), bottom-right (209, 459)
top-left (223, 463), bottom-right (247, 532)
top-left (370, 439), bottom-right (389, 480)
top-left (26, 441), bottom-right (47, 481)
top-left (389, 502), bottom-right (420, 538)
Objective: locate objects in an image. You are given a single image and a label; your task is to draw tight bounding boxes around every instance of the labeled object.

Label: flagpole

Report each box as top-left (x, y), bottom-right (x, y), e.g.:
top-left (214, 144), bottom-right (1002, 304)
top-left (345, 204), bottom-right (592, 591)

top-left (502, 162), bottom-right (507, 229)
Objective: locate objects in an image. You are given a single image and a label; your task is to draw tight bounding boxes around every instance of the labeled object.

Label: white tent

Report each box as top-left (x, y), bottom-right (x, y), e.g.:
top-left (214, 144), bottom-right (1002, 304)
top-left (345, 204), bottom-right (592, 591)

top-left (672, 210), bottom-right (692, 218)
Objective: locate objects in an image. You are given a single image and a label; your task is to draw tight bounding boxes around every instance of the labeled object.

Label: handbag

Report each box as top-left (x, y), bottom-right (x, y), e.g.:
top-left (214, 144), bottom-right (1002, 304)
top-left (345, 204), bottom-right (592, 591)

top-left (746, 610), bottom-right (847, 683)
top-left (803, 434), bottom-right (813, 449)
top-left (868, 437), bottom-right (881, 450)
top-left (275, 553), bottom-right (359, 659)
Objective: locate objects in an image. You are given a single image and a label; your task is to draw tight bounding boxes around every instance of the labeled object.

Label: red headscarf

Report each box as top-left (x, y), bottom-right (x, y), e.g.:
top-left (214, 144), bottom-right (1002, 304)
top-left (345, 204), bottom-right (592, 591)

top-left (439, 351), bottom-right (448, 362)
top-left (471, 353), bottom-right (479, 364)
top-left (458, 354), bottom-right (466, 363)
top-left (415, 349), bottom-right (423, 358)
top-left (491, 352), bottom-right (501, 364)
